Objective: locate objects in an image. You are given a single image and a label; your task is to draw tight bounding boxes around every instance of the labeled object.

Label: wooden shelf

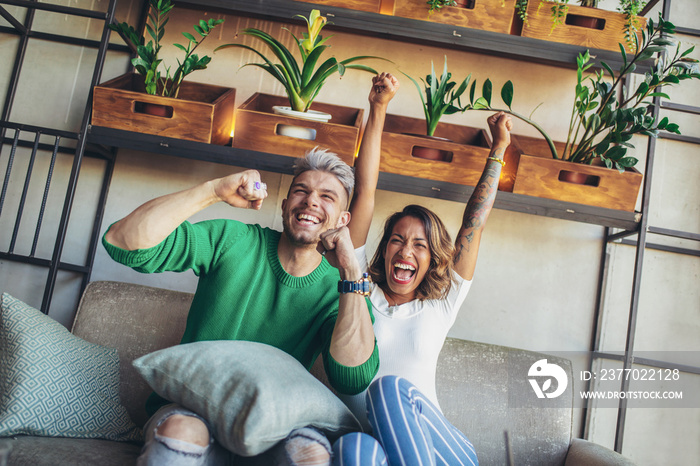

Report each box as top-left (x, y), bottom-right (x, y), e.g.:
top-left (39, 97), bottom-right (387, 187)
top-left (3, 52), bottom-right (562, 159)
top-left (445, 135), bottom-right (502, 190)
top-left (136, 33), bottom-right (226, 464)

top-left (176, 0), bottom-right (644, 72)
top-left (86, 125), bottom-right (641, 230)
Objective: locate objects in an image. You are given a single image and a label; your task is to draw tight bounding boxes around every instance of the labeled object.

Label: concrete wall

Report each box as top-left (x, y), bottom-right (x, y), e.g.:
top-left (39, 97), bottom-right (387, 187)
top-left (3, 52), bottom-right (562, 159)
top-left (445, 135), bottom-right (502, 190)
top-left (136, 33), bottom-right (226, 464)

top-left (1, 1), bottom-right (698, 464)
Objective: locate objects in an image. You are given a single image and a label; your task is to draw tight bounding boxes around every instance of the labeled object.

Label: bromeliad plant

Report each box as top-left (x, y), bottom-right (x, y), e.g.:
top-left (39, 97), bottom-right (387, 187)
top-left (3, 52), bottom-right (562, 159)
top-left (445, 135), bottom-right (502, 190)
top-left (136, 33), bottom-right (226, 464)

top-left (215, 9), bottom-right (386, 113)
top-left (560, 15), bottom-right (700, 171)
top-left (109, 0), bottom-right (224, 98)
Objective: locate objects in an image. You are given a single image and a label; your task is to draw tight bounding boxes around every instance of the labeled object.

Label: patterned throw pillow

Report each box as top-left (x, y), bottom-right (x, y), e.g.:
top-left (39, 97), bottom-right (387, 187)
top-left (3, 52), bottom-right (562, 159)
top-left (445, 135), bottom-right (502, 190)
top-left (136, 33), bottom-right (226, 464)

top-left (0, 293), bottom-right (141, 442)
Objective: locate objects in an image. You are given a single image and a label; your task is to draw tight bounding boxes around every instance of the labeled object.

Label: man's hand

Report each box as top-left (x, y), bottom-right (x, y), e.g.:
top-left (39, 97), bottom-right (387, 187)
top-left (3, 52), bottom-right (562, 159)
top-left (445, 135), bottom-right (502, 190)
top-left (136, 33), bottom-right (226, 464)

top-left (212, 170), bottom-right (268, 210)
top-left (318, 226), bottom-right (362, 280)
top-left (368, 72), bottom-right (399, 108)
top-left (487, 111), bottom-right (513, 150)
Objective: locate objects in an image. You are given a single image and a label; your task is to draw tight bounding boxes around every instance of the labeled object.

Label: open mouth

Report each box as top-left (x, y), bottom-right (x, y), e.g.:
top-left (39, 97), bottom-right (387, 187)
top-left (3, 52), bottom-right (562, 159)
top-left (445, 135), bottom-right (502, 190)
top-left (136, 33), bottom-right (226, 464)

top-left (296, 213), bottom-right (321, 225)
top-left (392, 261), bottom-right (416, 285)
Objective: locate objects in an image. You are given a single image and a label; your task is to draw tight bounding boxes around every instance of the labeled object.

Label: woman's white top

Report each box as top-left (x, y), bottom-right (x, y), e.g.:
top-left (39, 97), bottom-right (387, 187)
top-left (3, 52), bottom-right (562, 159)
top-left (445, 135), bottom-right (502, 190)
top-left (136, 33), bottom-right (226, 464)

top-left (341, 245), bottom-right (472, 431)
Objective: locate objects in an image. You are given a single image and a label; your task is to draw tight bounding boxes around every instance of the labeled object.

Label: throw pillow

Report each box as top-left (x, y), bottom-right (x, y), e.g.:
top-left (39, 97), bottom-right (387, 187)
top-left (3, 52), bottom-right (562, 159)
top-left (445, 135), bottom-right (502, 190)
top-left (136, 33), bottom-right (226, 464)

top-left (132, 340), bottom-right (361, 456)
top-left (0, 293), bottom-right (142, 442)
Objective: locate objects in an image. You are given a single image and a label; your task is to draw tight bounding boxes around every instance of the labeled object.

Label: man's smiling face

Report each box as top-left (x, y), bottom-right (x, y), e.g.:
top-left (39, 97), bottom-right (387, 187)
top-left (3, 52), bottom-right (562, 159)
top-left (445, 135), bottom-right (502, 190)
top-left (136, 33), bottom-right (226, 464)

top-left (281, 170), bottom-right (349, 246)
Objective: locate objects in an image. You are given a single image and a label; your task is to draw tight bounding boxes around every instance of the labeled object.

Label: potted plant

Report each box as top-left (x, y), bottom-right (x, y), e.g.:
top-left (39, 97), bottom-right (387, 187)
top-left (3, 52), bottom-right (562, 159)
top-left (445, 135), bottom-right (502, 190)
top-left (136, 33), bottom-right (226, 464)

top-left (404, 57), bottom-right (554, 158)
top-left (109, 0), bottom-right (224, 100)
top-left (91, 0), bottom-right (235, 145)
top-left (216, 9), bottom-right (385, 120)
top-left (394, 0), bottom-right (516, 35)
top-left (511, 14), bottom-right (700, 210)
top-left (215, 9), bottom-right (386, 160)
top-left (377, 57), bottom-right (528, 190)
top-left (556, 15), bottom-right (699, 171)
top-left (518, 0), bottom-right (648, 53)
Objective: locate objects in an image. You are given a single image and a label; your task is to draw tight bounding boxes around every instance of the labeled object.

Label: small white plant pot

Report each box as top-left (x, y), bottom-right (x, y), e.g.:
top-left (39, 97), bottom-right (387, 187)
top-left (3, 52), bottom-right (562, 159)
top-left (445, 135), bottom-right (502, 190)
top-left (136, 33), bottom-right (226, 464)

top-left (272, 106), bottom-right (332, 141)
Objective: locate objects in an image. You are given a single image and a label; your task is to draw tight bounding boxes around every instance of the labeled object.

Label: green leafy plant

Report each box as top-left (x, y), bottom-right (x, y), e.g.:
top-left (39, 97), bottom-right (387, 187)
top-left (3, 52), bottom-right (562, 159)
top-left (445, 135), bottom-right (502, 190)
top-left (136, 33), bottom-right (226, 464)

top-left (559, 14), bottom-right (700, 171)
top-left (402, 58), bottom-right (470, 137)
top-left (618, 0), bottom-right (647, 50)
top-left (403, 57), bottom-right (554, 153)
top-left (524, 0), bottom-right (646, 48)
top-left (109, 0), bottom-right (224, 98)
top-left (515, 0), bottom-right (530, 24)
top-left (426, 0), bottom-right (457, 13)
top-left (215, 9), bottom-right (386, 113)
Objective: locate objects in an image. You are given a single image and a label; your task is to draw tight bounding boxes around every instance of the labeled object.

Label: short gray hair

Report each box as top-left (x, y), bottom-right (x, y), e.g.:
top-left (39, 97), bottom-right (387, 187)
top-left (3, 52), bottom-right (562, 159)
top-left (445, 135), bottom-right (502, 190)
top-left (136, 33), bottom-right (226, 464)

top-left (292, 147), bottom-right (354, 204)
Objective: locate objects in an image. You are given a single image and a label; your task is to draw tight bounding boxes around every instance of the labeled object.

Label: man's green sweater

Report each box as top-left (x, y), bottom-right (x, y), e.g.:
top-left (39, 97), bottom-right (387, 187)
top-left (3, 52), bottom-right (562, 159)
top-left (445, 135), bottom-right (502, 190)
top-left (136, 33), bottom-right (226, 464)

top-left (103, 219), bottom-right (378, 414)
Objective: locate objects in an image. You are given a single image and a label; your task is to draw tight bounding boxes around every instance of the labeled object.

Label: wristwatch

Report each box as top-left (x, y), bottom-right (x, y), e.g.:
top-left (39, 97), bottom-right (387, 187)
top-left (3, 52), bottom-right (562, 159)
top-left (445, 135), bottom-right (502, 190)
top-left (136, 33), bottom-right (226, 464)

top-left (338, 272), bottom-right (372, 297)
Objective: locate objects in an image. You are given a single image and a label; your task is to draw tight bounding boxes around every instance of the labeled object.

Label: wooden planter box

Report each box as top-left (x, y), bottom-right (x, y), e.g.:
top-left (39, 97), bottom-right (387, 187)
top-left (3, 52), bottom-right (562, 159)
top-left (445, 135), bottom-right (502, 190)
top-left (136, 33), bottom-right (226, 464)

top-left (511, 134), bottom-right (643, 211)
top-left (232, 93), bottom-right (364, 166)
top-left (302, 0), bottom-right (382, 13)
top-left (379, 114), bottom-right (520, 191)
top-left (392, 0), bottom-right (516, 34)
top-left (91, 73), bottom-right (236, 145)
top-left (520, 2), bottom-right (646, 52)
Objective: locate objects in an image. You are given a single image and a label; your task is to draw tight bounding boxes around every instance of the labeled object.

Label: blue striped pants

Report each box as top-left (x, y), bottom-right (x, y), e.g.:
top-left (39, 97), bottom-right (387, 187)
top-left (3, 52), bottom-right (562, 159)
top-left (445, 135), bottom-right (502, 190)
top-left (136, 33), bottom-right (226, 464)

top-left (332, 376), bottom-right (478, 466)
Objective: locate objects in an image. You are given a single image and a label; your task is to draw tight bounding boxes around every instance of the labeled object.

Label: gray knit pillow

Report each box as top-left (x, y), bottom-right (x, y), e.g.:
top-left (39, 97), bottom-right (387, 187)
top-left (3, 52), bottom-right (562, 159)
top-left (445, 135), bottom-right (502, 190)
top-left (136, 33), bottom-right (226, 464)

top-left (133, 340), bottom-right (361, 456)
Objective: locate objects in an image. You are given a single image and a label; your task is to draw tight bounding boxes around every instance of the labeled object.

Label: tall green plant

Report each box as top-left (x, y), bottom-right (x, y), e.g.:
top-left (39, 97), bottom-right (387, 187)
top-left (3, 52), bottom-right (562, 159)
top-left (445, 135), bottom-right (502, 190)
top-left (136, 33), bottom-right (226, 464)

top-left (109, 0), bottom-right (223, 98)
top-left (402, 58), bottom-right (470, 137)
top-left (404, 58), bottom-right (555, 155)
top-left (561, 14), bottom-right (700, 171)
top-left (215, 10), bottom-right (386, 112)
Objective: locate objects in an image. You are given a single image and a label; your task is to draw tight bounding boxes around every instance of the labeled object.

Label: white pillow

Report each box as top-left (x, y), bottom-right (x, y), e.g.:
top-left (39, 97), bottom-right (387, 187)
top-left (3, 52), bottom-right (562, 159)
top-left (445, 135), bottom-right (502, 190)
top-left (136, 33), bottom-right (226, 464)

top-left (132, 340), bottom-right (361, 456)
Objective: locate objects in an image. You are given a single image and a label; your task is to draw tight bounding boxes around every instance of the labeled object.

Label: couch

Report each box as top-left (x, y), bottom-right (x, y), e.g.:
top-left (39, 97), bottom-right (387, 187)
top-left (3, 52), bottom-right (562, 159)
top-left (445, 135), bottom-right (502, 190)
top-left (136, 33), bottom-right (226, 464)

top-left (3, 281), bottom-right (636, 465)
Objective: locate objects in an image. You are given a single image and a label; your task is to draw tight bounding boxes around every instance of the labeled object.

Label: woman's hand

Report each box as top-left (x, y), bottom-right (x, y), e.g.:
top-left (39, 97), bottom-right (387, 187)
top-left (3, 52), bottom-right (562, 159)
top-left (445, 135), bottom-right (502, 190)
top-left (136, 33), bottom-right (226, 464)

top-left (487, 111), bottom-right (513, 150)
top-left (369, 72), bottom-right (399, 108)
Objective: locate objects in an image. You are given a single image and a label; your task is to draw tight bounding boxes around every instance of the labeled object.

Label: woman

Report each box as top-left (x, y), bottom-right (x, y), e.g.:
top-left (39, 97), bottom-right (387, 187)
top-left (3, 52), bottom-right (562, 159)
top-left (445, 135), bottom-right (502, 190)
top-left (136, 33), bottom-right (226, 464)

top-left (333, 73), bottom-right (513, 465)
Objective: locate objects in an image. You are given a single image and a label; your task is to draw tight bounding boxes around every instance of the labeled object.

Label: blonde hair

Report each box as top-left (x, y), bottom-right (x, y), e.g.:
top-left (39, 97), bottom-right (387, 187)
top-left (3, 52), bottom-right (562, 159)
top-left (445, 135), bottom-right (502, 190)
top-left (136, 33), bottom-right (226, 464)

top-left (292, 148), bottom-right (354, 204)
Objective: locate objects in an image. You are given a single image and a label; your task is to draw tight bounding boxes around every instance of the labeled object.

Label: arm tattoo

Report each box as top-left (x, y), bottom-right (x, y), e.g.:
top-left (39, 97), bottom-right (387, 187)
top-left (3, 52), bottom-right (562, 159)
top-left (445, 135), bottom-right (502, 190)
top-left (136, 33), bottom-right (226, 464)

top-left (454, 155), bottom-right (502, 263)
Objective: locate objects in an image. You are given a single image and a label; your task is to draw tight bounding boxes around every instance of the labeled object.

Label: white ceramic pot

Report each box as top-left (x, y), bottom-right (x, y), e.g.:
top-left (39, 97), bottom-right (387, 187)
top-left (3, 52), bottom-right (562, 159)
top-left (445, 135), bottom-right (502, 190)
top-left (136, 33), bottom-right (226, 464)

top-left (272, 106), bottom-right (332, 122)
top-left (272, 106), bottom-right (332, 140)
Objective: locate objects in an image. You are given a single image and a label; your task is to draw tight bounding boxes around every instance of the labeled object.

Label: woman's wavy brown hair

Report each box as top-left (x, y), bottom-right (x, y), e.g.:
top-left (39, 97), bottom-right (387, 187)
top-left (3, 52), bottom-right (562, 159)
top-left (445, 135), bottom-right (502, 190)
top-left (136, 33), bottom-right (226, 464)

top-left (368, 205), bottom-right (455, 301)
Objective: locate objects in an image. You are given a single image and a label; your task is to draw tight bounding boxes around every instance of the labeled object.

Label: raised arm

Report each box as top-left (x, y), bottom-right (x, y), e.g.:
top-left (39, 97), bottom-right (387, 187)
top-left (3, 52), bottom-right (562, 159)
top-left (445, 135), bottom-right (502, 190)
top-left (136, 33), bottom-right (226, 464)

top-left (348, 72), bottom-right (399, 248)
top-left (453, 112), bottom-right (512, 280)
top-left (104, 169), bottom-right (267, 250)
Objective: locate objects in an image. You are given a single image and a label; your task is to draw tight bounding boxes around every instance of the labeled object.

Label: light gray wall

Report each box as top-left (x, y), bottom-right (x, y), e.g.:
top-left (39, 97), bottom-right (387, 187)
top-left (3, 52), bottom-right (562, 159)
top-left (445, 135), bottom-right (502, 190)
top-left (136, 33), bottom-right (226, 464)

top-left (1, 2), bottom-right (698, 464)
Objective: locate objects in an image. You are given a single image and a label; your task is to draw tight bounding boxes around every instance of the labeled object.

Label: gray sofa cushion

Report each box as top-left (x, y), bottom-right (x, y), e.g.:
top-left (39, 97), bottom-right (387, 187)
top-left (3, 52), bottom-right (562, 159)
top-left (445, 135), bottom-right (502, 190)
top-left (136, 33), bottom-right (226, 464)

top-left (2, 436), bottom-right (141, 466)
top-left (70, 281), bottom-right (192, 428)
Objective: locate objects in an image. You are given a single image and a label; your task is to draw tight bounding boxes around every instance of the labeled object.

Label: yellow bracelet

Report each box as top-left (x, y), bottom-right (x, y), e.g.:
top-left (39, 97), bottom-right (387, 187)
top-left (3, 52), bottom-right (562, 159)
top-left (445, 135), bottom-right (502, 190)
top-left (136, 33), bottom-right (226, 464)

top-left (487, 156), bottom-right (506, 167)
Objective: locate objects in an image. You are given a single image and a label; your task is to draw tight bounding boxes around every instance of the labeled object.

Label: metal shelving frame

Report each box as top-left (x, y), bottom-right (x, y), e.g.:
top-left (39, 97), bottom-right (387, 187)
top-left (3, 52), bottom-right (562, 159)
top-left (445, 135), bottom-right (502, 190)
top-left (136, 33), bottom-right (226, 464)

top-left (582, 0), bottom-right (700, 453)
top-left (0, 0), bottom-right (120, 313)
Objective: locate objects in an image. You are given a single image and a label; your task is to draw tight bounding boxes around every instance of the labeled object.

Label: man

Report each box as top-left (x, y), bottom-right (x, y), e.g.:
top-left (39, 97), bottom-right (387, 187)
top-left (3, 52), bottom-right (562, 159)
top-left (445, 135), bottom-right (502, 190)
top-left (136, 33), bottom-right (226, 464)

top-left (103, 73), bottom-right (399, 465)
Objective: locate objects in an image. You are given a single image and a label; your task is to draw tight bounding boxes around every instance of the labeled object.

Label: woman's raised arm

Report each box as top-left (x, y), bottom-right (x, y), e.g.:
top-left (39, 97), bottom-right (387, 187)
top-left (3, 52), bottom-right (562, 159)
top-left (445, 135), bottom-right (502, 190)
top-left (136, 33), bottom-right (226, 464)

top-left (348, 72), bottom-right (399, 248)
top-left (453, 112), bottom-right (512, 280)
